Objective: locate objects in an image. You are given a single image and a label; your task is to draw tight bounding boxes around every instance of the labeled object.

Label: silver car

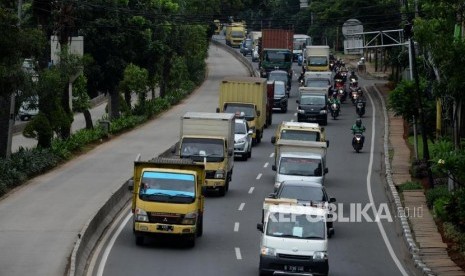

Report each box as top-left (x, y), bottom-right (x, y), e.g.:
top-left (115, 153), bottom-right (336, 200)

top-left (234, 118), bottom-right (253, 160)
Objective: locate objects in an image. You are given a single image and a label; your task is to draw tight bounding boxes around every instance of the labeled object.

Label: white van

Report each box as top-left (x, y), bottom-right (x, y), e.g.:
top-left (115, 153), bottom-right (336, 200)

top-left (257, 204), bottom-right (330, 276)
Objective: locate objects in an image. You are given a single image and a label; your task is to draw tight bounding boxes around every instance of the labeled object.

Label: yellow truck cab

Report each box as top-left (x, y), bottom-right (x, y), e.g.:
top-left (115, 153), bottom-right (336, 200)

top-left (128, 157), bottom-right (205, 247)
top-left (217, 77), bottom-right (267, 146)
top-left (225, 22), bottom-right (246, 48)
top-left (271, 121), bottom-right (328, 146)
top-left (177, 112), bottom-right (235, 197)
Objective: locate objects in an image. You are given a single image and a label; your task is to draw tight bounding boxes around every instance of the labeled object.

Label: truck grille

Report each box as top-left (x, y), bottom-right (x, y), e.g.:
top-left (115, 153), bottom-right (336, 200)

top-left (278, 254), bottom-right (312, 260)
top-left (205, 170), bottom-right (216, 179)
top-left (148, 212), bottom-right (183, 224)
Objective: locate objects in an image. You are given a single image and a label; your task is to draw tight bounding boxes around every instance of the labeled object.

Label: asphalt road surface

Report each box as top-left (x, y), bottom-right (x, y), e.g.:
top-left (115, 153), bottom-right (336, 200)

top-left (86, 42), bottom-right (419, 276)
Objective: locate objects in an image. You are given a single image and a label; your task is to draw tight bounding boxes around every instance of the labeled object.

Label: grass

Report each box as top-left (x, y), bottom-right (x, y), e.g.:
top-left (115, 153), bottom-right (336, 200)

top-left (398, 181), bottom-right (423, 192)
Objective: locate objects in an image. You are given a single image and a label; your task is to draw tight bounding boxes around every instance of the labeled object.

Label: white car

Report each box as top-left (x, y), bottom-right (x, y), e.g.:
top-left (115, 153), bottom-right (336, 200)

top-left (234, 118), bottom-right (253, 160)
top-left (18, 96), bottom-right (39, 121)
top-left (252, 46), bottom-right (259, 62)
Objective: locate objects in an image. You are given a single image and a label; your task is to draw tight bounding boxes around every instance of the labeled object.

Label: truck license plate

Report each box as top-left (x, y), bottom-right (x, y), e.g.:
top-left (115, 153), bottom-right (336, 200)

top-left (284, 265), bottom-right (304, 272)
top-left (157, 224), bottom-right (173, 231)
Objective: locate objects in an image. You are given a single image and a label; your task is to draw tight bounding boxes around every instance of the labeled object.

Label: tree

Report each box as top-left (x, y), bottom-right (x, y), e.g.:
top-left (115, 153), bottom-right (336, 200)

top-left (0, 3), bottom-right (45, 158)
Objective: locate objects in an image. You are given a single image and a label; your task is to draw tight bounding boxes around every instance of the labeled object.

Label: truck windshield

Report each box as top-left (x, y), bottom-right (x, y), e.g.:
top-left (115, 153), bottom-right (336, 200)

top-left (231, 31), bottom-right (244, 38)
top-left (309, 56), bottom-right (328, 66)
top-left (224, 103), bottom-right (255, 120)
top-left (266, 213), bottom-right (325, 239)
top-left (139, 171), bottom-right (195, 204)
top-left (264, 51), bottom-right (292, 62)
top-left (280, 130), bottom-right (320, 142)
top-left (279, 157), bottom-right (322, 176)
top-left (180, 137), bottom-right (225, 162)
top-left (300, 95), bottom-right (326, 106)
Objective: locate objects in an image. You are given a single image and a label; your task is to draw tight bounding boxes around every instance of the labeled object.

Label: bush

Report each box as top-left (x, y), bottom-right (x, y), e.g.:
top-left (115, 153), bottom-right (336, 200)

top-left (443, 222), bottom-right (465, 252)
top-left (399, 181), bottom-right (423, 191)
top-left (434, 196), bottom-right (451, 221)
top-left (426, 185), bottom-right (450, 208)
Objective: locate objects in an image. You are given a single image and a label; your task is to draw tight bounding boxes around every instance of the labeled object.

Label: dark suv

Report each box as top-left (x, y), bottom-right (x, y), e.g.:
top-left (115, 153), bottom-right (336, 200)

top-left (296, 92), bottom-right (328, 125)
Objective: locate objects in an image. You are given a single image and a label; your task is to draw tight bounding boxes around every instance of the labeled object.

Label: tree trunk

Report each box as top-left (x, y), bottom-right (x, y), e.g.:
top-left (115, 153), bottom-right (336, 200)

top-left (109, 87), bottom-right (120, 120)
top-left (60, 83), bottom-right (72, 139)
top-left (83, 109), bottom-right (93, 129)
top-left (0, 95), bottom-right (11, 158)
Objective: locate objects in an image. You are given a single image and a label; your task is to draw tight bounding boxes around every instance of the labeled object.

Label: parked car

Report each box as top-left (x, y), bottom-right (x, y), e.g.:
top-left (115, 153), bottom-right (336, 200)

top-left (269, 180), bottom-right (336, 237)
top-left (18, 96), bottom-right (39, 121)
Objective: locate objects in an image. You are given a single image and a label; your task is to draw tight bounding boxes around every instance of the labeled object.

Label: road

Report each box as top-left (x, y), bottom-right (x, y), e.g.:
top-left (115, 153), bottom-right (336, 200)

top-left (0, 44), bottom-right (246, 276)
top-left (87, 43), bottom-right (419, 275)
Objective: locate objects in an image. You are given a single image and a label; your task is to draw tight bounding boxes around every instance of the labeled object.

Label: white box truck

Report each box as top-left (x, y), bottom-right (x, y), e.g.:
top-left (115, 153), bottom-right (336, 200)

top-left (178, 112), bottom-right (235, 196)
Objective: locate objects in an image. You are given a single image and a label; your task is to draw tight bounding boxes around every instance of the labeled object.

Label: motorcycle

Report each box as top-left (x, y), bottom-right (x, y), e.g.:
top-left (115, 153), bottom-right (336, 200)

top-left (356, 100), bottom-right (366, 117)
top-left (350, 88), bottom-right (359, 104)
top-left (330, 103), bottom-right (340, 119)
top-left (352, 133), bottom-right (364, 153)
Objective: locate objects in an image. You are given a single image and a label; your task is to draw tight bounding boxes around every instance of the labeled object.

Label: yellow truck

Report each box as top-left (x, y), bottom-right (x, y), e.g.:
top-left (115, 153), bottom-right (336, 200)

top-left (177, 112), bottom-right (235, 196)
top-left (128, 157), bottom-right (205, 247)
top-left (271, 121), bottom-right (328, 146)
top-left (225, 22), bottom-right (246, 47)
top-left (217, 77), bottom-right (267, 145)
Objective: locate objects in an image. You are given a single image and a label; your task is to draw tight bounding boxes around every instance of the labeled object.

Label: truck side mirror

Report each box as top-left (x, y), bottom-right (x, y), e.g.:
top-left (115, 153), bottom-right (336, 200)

top-left (271, 136), bottom-right (276, 144)
top-left (256, 110), bottom-right (261, 116)
top-left (216, 107), bottom-right (220, 113)
top-left (170, 145), bottom-right (177, 154)
top-left (248, 130), bottom-right (253, 135)
top-left (272, 165), bottom-right (276, 171)
top-left (127, 179), bottom-right (134, 191)
top-left (328, 228), bottom-right (335, 237)
top-left (257, 223), bottom-right (263, 232)
top-left (329, 197), bottom-right (336, 203)
top-left (324, 168), bottom-right (329, 174)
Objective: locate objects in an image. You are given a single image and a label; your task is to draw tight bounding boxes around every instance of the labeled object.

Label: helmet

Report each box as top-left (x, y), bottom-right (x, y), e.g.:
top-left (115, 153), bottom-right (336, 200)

top-left (356, 118), bottom-right (362, 127)
top-left (332, 91), bottom-right (337, 97)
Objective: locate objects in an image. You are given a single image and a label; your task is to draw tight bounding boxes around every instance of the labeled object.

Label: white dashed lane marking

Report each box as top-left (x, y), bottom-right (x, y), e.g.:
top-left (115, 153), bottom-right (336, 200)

top-left (256, 173), bottom-right (262, 180)
top-left (264, 162), bottom-right (269, 168)
top-left (235, 248), bottom-right (242, 260)
top-left (248, 187), bottom-right (255, 194)
top-left (238, 203), bottom-right (245, 211)
top-left (234, 222), bottom-right (240, 232)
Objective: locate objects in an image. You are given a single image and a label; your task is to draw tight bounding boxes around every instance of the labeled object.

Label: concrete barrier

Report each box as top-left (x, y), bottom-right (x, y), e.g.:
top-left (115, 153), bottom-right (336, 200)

top-left (211, 39), bottom-right (259, 77)
top-left (68, 181), bottom-right (131, 276)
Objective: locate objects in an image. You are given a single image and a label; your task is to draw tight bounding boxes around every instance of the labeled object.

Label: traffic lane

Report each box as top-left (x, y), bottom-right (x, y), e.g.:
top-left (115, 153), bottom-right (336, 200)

top-left (0, 45), bottom-right (249, 276)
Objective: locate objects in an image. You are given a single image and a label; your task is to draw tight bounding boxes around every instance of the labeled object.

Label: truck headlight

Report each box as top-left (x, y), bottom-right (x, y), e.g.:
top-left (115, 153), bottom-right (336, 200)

top-left (261, 246), bottom-right (276, 256)
top-left (215, 170), bottom-right (225, 179)
top-left (313, 251), bottom-right (328, 260)
top-left (182, 212), bottom-right (198, 225)
top-left (320, 109), bottom-right (327, 114)
top-left (135, 208), bottom-right (149, 222)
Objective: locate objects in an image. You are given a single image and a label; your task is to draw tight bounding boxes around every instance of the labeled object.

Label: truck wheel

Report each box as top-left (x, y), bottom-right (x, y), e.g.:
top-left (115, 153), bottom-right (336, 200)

top-left (257, 130), bottom-right (262, 143)
top-left (135, 235), bottom-right (144, 246)
top-left (218, 186), bottom-right (226, 197)
top-left (186, 235), bottom-right (196, 248)
top-left (196, 215), bottom-right (203, 237)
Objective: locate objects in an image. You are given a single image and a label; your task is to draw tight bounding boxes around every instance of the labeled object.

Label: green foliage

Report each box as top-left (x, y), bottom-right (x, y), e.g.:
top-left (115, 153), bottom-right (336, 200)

top-left (399, 181), bottom-right (423, 191)
top-left (433, 196), bottom-right (451, 221)
top-left (72, 75), bottom-right (91, 113)
top-left (430, 139), bottom-right (465, 187)
top-left (442, 222), bottom-right (465, 252)
top-left (426, 185), bottom-right (450, 208)
top-left (388, 80), bottom-right (418, 122)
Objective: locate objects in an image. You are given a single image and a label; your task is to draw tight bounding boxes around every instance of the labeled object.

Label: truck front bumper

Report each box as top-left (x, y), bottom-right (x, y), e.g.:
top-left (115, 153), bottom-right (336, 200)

top-left (259, 255), bottom-right (329, 276)
top-left (134, 222), bottom-right (196, 236)
top-left (204, 178), bottom-right (226, 188)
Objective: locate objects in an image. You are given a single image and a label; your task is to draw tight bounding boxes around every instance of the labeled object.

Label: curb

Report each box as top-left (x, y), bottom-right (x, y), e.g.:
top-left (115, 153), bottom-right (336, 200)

top-left (371, 85), bottom-right (434, 276)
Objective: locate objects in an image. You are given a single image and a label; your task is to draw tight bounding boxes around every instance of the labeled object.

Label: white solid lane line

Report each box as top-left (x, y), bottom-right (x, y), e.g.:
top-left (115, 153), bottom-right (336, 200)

top-left (366, 90), bottom-right (408, 276)
top-left (234, 222), bottom-right (240, 232)
top-left (97, 211), bottom-right (132, 276)
top-left (256, 173), bottom-right (262, 180)
top-left (248, 187), bottom-right (255, 194)
top-left (235, 247), bottom-right (242, 260)
top-left (264, 162), bottom-right (269, 168)
top-left (238, 203), bottom-right (245, 211)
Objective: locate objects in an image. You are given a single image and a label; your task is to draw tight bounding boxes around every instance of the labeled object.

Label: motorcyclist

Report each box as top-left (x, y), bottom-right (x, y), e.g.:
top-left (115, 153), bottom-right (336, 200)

top-left (351, 118), bottom-right (366, 145)
top-left (328, 91), bottom-right (341, 108)
top-left (349, 70), bottom-right (358, 81)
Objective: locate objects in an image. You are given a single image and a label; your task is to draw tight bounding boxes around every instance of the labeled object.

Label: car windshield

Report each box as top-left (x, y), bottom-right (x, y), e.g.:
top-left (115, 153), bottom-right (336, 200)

top-left (266, 213), bottom-right (325, 239)
top-left (309, 56), bottom-right (328, 66)
top-left (180, 137), bottom-right (224, 162)
top-left (279, 157), bottom-right (323, 176)
top-left (278, 185), bottom-right (326, 202)
top-left (235, 122), bottom-right (247, 134)
top-left (245, 39), bottom-right (253, 47)
top-left (264, 51), bottom-right (292, 62)
top-left (305, 79), bottom-right (328, 88)
top-left (224, 103), bottom-right (255, 120)
top-left (274, 82), bottom-right (286, 96)
top-left (280, 129), bottom-right (320, 142)
top-left (300, 95), bottom-right (326, 105)
top-left (139, 171), bottom-right (195, 204)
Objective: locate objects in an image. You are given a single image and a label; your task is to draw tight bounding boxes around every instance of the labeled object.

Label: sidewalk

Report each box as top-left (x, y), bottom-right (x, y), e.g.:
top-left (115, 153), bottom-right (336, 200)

top-left (356, 59), bottom-right (465, 275)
